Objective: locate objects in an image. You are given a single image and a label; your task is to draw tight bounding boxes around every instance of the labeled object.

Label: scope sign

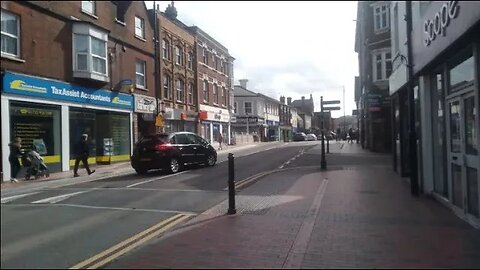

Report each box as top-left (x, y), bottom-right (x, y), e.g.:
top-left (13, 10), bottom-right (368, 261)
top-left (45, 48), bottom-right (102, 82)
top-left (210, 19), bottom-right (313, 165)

top-left (424, 1), bottom-right (459, 47)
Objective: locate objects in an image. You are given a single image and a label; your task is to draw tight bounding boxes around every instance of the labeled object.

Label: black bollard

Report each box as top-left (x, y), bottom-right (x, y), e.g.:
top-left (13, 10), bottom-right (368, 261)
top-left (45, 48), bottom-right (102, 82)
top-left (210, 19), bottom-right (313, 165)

top-left (227, 153), bottom-right (236, 215)
top-left (327, 138), bottom-right (330, 153)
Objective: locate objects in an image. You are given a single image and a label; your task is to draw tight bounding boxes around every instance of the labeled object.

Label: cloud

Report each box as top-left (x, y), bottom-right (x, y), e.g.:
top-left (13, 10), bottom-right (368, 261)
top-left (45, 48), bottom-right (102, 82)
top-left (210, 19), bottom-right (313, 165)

top-left (144, 1), bottom-right (359, 117)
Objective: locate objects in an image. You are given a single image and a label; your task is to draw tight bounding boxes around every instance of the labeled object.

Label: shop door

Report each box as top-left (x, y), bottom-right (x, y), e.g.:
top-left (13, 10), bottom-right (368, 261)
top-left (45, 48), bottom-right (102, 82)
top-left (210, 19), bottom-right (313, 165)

top-left (446, 93), bottom-right (479, 223)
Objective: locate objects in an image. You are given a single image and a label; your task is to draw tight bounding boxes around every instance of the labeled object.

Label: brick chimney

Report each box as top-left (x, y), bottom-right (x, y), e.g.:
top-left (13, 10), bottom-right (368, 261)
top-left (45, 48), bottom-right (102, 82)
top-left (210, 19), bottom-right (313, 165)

top-left (239, 79), bottom-right (248, 89)
top-left (287, 97), bottom-right (292, 105)
top-left (280, 96), bottom-right (285, 104)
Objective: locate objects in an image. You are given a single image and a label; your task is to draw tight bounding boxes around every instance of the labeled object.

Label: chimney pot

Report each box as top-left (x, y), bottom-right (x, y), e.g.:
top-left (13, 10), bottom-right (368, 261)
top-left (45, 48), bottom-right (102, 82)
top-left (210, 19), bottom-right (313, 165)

top-left (287, 97), bottom-right (292, 105)
top-left (239, 79), bottom-right (248, 89)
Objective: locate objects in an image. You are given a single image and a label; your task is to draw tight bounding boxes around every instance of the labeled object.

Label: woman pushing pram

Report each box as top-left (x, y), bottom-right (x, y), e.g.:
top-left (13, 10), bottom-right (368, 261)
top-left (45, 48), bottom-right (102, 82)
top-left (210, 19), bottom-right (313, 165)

top-left (22, 145), bottom-right (50, 180)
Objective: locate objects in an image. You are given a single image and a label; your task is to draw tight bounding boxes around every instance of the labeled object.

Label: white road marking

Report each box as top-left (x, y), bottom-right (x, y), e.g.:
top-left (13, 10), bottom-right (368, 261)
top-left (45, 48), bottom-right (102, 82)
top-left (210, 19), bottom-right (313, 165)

top-left (31, 191), bottom-right (89, 204)
top-left (1, 192), bottom-right (41, 204)
top-left (125, 171), bottom-right (189, 188)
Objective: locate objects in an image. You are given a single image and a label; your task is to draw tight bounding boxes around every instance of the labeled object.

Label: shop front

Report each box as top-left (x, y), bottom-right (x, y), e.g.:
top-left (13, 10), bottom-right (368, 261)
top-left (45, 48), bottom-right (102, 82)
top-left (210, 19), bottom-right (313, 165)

top-left (162, 106), bottom-right (197, 134)
top-left (413, 1), bottom-right (480, 226)
top-left (198, 104), bottom-right (231, 144)
top-left (133, 94), bottom-right (156, 142)
top-left (1, 72), bottom-right (133, 181)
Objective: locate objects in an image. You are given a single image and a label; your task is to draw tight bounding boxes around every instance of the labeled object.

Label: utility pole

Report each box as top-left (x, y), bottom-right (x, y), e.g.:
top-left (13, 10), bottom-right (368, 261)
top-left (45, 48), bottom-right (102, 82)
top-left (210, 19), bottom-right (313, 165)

top-left (153, 2), bottom-right (164, 133)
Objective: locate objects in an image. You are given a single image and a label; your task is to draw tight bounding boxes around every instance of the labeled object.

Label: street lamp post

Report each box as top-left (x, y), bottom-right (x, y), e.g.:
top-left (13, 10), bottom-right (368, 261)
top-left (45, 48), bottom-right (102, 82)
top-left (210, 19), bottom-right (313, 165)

top-left (320, 96), bottom-right (327, 170)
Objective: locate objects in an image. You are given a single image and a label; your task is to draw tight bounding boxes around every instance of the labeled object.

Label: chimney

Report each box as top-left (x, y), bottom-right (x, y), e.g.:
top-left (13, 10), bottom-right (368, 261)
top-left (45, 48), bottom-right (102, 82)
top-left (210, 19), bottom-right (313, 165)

top-left (280, 96), bottom-right (285, 104)
top-left (239, 79), bottom-right (248, 89)
top-left (287, 97), bottom-right (292, 105)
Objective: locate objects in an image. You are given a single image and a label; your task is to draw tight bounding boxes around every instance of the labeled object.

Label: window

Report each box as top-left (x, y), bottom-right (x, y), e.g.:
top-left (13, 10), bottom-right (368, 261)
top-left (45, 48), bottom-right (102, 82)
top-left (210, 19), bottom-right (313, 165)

top-left (244, 102), bottom-right (252, 114)
top-left (393, 4), bottom-right (399, 54)
top-left (222, 87), bottom-right (227, 105)
top-left (135, 60), bottom-right (146, 88)
top-left (213, 84), bottom-right (218, 104)
top-left (220, 61), bottom-right (224, 73)
top-left (1, 10), bottom-right (20, 57)
top-left (81, 1), bottom-right (96, 15)
top-left (162, 39), bottom-right (170, 60)
top-left (135, 16), bottom-right (145, 39)
top-left (188, 83), bottom-right (194, 104)
top-left (203, 80), bottom-right (209, 102)
top-left (234, 102), bottom-right (237, 114)
top-left (176, 79), bottom-right (184, 102)
top-left (374, 4), bottom-right (389, 32)
top-left (202, 48), bottom-right (208, 64)
top-left (163, 74), bottom-right (172, 100)
top-left (372, 49), bottom-right (392, 81)
top-left (188, 52), bottom-right (193, 69)
top-left (214, 57), bottom-right (219, 70)
top-left (175, 45), bottom-right (183, 65)
top-left (73, 24), bottom-right (108, 79)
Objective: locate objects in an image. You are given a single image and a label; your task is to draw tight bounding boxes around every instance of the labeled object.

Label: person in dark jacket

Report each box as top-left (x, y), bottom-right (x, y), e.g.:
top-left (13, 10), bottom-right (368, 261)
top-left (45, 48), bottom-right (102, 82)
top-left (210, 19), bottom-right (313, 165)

top-left (73, 134), bottom-right (95, 177)
top-left (8, 137), bottom-right (23, 183)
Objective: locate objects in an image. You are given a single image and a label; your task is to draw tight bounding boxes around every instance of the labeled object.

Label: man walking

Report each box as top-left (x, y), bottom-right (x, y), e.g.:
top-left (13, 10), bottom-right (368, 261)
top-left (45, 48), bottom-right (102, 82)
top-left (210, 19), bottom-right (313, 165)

top-left (73, 134), bottom-right (95, 177)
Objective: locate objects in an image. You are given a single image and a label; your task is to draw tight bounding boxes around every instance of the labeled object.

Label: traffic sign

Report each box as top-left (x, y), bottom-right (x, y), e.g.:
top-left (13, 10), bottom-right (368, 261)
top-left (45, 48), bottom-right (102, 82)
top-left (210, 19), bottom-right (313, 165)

top-left (322, 100), bottom-right (340, 105)
top-left (323, 106), bottom-right (341, 111)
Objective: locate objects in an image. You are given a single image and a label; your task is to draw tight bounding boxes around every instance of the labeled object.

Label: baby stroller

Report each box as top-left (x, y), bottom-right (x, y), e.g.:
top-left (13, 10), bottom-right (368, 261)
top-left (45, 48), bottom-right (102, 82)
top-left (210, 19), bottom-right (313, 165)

top-left (21, 148), bottom-right (50, 180)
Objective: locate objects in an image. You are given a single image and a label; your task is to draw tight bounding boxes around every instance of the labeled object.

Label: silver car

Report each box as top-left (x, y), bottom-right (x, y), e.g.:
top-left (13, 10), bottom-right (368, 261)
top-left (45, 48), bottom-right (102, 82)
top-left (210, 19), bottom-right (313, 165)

top-left (305, 133), bottom-right (317, 141)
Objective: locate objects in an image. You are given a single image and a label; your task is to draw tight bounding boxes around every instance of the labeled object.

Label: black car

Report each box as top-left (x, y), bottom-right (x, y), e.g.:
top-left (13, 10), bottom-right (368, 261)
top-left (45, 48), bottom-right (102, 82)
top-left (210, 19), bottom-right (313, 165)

top-left (293, 132), bottom-right (307, 141)
top-left (131, 132), bottom-right (217, 175)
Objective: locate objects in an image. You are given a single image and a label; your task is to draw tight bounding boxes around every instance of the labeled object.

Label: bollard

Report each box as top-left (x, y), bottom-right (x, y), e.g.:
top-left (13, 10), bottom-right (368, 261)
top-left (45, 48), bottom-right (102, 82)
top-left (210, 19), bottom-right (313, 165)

top-left (327, 138), bottom-right (330, 153)
top-left (227, 153), bottom-right (236, 215)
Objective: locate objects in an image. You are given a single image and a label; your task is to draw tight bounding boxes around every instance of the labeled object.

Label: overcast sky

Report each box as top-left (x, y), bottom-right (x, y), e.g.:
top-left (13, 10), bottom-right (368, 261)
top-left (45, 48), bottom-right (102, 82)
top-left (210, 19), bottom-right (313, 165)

top-left (144, 1), bottom-right (359, 118)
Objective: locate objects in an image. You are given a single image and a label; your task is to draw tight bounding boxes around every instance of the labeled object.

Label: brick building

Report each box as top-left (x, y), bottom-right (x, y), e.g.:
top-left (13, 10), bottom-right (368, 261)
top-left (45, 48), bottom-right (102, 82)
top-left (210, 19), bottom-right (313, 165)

top-left (187, 25), bottom-right (235, 144)
top-left (1, 1), bottom-right (156, 181)
top-left (148, 3), bottom-right (197, 134)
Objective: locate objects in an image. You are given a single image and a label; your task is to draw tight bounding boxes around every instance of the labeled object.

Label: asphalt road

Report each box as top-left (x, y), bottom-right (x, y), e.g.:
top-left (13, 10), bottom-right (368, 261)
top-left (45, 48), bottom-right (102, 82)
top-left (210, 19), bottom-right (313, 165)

top-left (1, 141), bottom-right (323, 269)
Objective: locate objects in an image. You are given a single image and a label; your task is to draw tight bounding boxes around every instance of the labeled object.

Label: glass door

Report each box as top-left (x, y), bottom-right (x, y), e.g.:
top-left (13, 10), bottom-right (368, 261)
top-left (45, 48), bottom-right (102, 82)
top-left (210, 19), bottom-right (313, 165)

top-left (446, 93), bottom-right (479, 223)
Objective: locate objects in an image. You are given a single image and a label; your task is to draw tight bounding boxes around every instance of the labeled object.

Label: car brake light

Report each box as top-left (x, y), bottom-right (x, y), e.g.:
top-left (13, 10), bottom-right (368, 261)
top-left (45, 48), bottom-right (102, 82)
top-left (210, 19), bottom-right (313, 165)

top-left (154, 143), bottom-right (173, 151)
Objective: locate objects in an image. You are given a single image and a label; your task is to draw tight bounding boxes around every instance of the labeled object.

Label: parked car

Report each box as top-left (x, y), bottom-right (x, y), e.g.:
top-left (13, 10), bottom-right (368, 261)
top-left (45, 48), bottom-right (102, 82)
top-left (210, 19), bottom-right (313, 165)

top-left (293, 132), bottom-right (307, 141)
top-left (306, 133), bottom-right (317, 141)
top-left (131, 132), bottom-right (217, 175)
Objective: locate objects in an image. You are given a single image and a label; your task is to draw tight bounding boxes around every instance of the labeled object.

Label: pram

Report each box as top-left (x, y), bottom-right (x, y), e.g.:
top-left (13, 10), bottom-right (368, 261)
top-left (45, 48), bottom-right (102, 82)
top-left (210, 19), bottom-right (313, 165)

top-left (21, 149), bottom-right (50, 180)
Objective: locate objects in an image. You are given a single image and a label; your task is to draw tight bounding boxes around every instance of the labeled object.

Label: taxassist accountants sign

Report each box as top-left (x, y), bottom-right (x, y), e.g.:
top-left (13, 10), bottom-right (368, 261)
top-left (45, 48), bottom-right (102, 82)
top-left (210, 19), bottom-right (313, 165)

top-left (2, 72), bottom-right (133, 110)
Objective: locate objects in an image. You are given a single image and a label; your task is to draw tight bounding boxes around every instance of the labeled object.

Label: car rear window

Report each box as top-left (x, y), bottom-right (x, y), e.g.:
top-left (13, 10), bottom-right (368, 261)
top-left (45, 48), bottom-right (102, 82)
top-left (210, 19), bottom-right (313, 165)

top-left (138, 134), bottom-right (170, 146)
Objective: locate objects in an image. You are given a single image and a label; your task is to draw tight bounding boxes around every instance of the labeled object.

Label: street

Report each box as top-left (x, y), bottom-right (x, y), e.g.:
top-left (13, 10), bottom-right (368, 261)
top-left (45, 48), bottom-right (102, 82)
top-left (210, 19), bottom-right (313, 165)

top-left (1, 141), bottom-right (323, 269)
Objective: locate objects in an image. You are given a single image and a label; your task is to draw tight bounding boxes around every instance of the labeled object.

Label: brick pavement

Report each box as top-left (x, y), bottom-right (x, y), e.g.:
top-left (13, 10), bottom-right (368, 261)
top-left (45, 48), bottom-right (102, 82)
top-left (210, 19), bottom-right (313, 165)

top-left (107, 143), bottom-right (480, 269)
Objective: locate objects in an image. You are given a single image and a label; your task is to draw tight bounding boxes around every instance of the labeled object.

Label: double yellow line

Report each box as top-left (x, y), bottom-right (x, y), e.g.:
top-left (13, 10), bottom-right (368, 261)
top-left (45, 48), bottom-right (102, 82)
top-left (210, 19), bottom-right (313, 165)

top-left (70, 213), bottom-right (192, 269)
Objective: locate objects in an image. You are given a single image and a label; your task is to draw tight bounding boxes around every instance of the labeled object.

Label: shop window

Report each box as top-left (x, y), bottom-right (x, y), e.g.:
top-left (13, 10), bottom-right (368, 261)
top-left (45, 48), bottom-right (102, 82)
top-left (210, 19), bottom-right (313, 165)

top-left (448, 50), bottom-right (474, 93)
top-left (10, 101), bottom-right (62, 172)
top-left (135, 60), bottom-right (146, 88)
top-left (1, 10), bottom-right (20, 57)
top-left (134, 16), bottom-right (145, 39)
top-left (73, 23), bottom-right (108, 82)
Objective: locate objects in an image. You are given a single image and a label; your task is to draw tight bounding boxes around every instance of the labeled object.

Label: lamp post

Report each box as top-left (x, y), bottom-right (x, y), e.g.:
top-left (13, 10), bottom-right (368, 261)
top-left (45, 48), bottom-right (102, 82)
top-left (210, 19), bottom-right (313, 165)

top-left (320, 96), bottom-right (327, 170)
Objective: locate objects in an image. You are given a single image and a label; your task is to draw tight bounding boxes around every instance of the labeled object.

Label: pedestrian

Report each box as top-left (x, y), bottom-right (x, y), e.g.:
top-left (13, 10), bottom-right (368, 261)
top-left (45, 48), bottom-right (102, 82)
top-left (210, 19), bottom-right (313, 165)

top-left (8, 137), bottom-right (23, 183)
top-left (348, 127), bottom-right (353, 143)
top-left (336, 128), bottom-right (341, 141)
top-left (218, 132), bottom-right (224, 150)
top-left (73, 134), bottom-right (95, 177)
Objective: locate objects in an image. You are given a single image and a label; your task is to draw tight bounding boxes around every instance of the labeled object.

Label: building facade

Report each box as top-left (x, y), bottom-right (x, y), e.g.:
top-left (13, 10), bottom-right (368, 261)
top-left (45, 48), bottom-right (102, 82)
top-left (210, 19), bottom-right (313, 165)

top-left (279, 96), bottom-right (293, 142)
top-left (187, 26), bottom-right (234, 145)
top-left (392, 1), bottom-right (480, 227)
top-left (148, 5), bottom-right (198, 134)
top-left (355, 1), bottom-right (393, 153)
top-left (1, 1), bottom-right (156, 181)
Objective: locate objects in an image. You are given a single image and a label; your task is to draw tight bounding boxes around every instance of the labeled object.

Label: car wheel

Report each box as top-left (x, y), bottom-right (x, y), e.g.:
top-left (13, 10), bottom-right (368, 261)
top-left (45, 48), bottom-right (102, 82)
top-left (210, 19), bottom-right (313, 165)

top-left (135, 167), bottom-right (148, 175)
top-left (168, 158), bottom-right (181, 174)
top-left (206, 154), bottom-right (216, 167)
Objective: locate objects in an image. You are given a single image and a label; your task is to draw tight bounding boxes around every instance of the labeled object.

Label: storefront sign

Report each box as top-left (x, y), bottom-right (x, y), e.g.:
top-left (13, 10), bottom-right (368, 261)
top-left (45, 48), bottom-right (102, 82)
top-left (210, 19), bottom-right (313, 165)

top-left (2, 72), bottom-right (133, 110)
top-left (134, 94), bottom-right (156, 113)
top-left (424, 1), bottom-right (459, 47)
top-left (199, 104), bottom-right (231, 122)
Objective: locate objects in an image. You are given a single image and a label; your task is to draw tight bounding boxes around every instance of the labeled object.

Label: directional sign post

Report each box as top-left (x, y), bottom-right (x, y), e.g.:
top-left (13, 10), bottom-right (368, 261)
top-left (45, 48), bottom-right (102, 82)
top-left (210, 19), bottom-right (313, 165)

top-left (323, 106), bottom-right (341, 111)
top-left (320, 98), bottom-right (343, 170)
